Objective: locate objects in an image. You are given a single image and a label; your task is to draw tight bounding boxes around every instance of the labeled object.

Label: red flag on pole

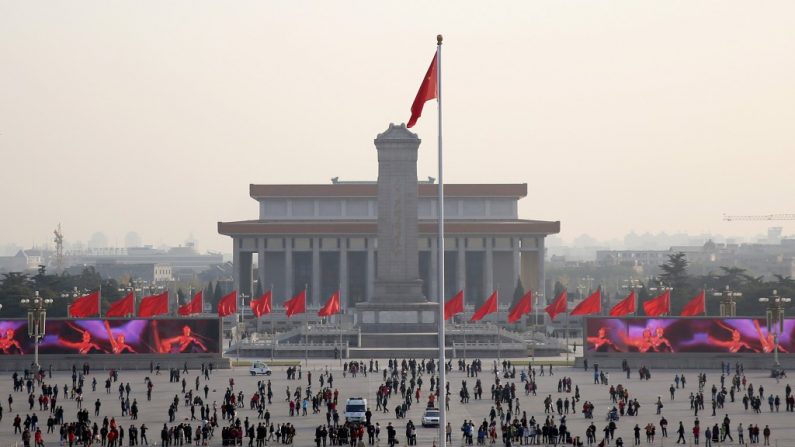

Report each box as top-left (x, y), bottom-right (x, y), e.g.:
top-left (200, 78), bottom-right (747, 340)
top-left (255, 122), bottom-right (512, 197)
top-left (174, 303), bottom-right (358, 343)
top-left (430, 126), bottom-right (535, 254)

top-left (507, 290), bottom-right (533, 323)
top-left (643, 290), bottom-right (671, 317)
top-left (609, 291), bottom-right (636, 317)
top-left (470, 291), bottom-right (498, 322)
top-left (318, 291), bottom-right (341, 317)
top-left (680, 290), bottom-right (706, 316)
top-left (68, 291), bottom-right (100, 318)
top-left (444, 291), bottom-right (464, 320)
top-left (217, 291), bottom-right (237, 317)
top-left (571, 289), bottom-right (602, 316)
top-left (284, 290), bottom-right (307, 318)
top-left (106, 292), bottom-right (134, 317)
top-left (250, 291), bottom-right (272, 318)
top-left (178, 291), bottom-right (203, 316)
top-left (545, 291), bottom-right (568, 321)
top-left (138, 291), bottom-right (169, 317)
top-left (407, 53), bottom-right (438, 128)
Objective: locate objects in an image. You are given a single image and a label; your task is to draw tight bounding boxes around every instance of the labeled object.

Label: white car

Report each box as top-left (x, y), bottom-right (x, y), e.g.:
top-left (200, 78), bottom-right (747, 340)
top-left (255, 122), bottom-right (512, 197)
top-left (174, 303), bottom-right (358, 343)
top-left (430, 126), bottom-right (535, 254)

top-left (422, 408), bottom-right (440, 427)
top-left (344, 397), bottom-right (368, 423)
top-left (249, 361), bottom-right (272, 376)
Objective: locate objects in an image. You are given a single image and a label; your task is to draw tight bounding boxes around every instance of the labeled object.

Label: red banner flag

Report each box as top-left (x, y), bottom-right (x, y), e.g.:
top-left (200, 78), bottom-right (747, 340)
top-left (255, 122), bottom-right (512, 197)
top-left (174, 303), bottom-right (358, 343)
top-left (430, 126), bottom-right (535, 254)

top-left (680, 290), bottom-right (706, 316)
top-left (68, 291), bottom-right (100, 318)
top-left (507, 290), bottom-right (533, 323)
top-left (178, 291), bottom-right (203, 316)
top-left (444, 291), bottom-right (464, 320)
top-left (284, 290), bottom-right (307, 318)
top-left (470, 291), bottom-right (498, 322)
top-left (250, 291), bottom-right (272, 318)
top-left (571, 289), bottom-right (602, 316)
top-left (610, 291), bottom-right (636, 317)
top-left (407, 53), bottom-right (438, 128)
top-left (545, 291), bottom-right (568, 321)
top-left (643, 290), bottom-right (671, 317)
top-left (138, 291), bottom-right (169, 317)
top-left (217, 291), bottom-right (237, 317)
top-left (318, 291), bottom-right (341, 317)
top-left (106, 292), bottom-right (134, 317)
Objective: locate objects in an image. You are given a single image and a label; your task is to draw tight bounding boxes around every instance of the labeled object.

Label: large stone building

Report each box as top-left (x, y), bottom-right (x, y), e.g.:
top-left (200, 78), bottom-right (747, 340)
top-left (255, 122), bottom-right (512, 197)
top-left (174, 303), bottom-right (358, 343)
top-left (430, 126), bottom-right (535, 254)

top-left (218, 128), bottom-right (560, 312)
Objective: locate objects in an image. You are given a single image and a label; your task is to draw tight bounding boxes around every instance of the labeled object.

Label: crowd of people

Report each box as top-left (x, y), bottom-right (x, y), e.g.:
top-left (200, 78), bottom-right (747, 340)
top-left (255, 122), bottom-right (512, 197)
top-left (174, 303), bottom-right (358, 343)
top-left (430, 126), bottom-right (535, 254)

top-left (3, 356), bottom-right (791, 446)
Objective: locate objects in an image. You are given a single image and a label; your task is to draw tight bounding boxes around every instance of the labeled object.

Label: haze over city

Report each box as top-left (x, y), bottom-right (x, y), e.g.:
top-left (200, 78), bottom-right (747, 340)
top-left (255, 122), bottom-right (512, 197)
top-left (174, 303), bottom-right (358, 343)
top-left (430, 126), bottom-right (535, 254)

top-left (1, 1), bottom-right (794, 253)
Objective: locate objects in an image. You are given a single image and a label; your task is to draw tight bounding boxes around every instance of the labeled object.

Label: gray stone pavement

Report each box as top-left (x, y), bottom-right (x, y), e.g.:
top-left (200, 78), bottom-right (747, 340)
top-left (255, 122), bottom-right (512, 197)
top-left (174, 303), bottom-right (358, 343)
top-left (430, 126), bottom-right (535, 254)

top-left (2, 357), bottom-right (795, 446)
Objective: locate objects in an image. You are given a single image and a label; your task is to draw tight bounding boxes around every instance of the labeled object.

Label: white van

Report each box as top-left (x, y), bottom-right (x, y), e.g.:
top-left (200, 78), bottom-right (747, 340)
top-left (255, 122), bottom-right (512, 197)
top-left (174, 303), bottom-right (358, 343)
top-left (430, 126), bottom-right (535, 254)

top-left (344, 397), bottom-right (367, 422)
top-left (249, 361), bottom-right (272, 376)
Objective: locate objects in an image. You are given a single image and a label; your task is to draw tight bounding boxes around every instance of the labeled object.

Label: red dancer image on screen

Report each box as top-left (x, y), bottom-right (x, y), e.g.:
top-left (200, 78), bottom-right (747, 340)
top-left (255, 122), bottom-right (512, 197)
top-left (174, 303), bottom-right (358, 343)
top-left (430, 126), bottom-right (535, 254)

top-left (650, 327), bottom-right (674, 352)
top-left (159, 325), bottom-right (208, 353)
top-left (103, 321), bottom-right (136, 354)
top-left (0, 329), bottom-right (23, 354)
top-left (711, 321), bottom-right (754, 353)
top-left (626, 328), bottom-right (655, 352)
top-left (753, 320), bottom-right (788, 354)
top-left (587, 327), bottom-right (618, 352)
top-left (59, 327), bottom-right (104, 354)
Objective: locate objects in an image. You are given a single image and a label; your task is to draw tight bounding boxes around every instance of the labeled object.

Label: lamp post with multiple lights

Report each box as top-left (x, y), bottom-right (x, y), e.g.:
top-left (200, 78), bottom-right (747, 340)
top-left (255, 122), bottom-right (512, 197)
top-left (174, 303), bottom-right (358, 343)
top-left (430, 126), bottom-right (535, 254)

top-left (759, 290), bottom-right (791, 375)
top-left (21, 291), bottom-right (53, 371)
top-left (714, 285), bottom-right (742, 317)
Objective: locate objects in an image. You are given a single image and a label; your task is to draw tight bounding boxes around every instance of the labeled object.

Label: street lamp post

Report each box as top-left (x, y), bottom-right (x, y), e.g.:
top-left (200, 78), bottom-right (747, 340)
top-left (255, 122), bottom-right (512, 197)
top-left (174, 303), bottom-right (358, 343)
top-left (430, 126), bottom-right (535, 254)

top-left (759, 290), bottom-right (791, 377)
top-left (21, 291), bottom-right (53, 371)
top-left (237, 293), bottom-right (249, 365)
top-left (714, 285), bottom-right (742, 317)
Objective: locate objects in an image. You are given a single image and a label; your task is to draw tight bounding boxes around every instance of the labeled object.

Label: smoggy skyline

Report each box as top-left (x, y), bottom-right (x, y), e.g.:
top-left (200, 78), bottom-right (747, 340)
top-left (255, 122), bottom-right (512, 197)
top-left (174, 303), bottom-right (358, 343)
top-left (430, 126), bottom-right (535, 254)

top-left (1, 1), bottom-right (794, 253)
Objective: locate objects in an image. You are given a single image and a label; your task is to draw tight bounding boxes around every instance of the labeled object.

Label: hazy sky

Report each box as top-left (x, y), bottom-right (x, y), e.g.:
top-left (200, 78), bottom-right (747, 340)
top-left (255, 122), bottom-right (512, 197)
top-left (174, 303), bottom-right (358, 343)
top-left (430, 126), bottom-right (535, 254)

top-left (2, 1), bottom-right (794, 253)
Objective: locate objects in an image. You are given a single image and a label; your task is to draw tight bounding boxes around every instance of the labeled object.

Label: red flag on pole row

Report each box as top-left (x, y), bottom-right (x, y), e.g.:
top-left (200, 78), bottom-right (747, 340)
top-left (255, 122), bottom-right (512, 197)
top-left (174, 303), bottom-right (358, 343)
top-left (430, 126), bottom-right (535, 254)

top-left (444, 291), bottom-right (464, 320)
top-left (507, 290), bottom-right (533, 323)
top-left (470, 291), bottom-right (498, 322)
top-left (680, 290), bottom-right (706, 316)
top-left (138, 291), bottom-right (169, 317)
top-left (318, 291), bottom-right (341, 317)
top-left (284, 290), bottom-right (307, 318)
top-left (250, 291), bottom-right (272, 318)
top-left (545, 291), bottom-right (568, 321)
top-left (643, 290), bottom-right (671, 317)
top-left (178, 291), bottom-right (203, 316)
top-left (217, 291), bottom-right (237, 317)
top-left (571, 289), bottom-right (602, 316)
top-left (407, 53), bottom-right (438, 128)
top-left (106, 292), bottom-right (134, 317)
top-left (68, 291), bottom-right (100, 318)
top-left (610, 291), bottom-right (636, 317)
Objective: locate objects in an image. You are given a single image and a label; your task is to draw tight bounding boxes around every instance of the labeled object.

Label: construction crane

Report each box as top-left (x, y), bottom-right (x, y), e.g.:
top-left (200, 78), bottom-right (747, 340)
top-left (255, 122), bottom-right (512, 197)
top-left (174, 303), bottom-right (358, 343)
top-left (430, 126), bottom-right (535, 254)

top-left (723, 214), bottom-right (795, 221)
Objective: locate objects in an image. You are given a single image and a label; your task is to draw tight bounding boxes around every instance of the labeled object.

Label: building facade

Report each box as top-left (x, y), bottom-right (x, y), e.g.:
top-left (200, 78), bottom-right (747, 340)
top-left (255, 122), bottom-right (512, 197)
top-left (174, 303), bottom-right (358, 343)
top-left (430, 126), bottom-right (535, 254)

top-left (219, 182), bottom-right (560, 309)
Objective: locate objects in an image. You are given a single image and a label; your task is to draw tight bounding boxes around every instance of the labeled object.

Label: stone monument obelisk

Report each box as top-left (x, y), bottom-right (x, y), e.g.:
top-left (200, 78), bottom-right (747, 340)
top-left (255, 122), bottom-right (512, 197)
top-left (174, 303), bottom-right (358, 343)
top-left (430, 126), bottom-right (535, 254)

top-left (357, 123), bottom-right (437, 329)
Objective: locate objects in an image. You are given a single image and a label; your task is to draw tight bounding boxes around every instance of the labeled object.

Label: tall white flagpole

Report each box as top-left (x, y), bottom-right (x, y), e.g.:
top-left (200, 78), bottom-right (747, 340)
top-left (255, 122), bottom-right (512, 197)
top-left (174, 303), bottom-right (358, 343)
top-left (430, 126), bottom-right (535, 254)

top-left (435, 33), bottom-right (447, 447)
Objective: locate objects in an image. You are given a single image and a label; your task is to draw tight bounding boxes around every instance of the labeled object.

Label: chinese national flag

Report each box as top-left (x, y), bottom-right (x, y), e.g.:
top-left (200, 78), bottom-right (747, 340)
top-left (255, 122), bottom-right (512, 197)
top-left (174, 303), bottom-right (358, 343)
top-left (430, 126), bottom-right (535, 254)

top-left (106, 292), bottom-right (134, 317)
top-left (444, 290), bottom-right (464, 320)
top-left (217, 291), bottom-right (237, 317)
top-left (407, 53), bottom-right (438, 128)
top-left (470, 291), bottom-right (498, 322)
top-left (250, 291), bottom-right (272, 318)
top-left (680, 290), bottom-right (706, 316)
top-left (318, 291), bottom-right (341, 317)
top-left (178, 291), bottom-right (203, 316)
top-left (507, 290), bottom-right (533, 323)
top-left (610, 291), bottom-right (636, 317)
top-left (643, 290), bottom-right (671, 317)
top-left (138, 291), bottom-right (169, 317)
top-left (545, 291), bottom-right (568, 321)
top-left (570, 289), bottom-right (601, 316)
top-left (284, 290), bottom-right (307, 318)
top-left (68, 291), bottom-right (100, 318)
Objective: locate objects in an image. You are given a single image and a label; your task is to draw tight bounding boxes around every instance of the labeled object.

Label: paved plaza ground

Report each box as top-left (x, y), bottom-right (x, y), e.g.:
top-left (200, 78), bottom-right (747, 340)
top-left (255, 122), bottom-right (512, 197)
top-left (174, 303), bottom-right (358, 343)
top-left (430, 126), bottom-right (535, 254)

top-left (2, 356), bottom-right (795, 446)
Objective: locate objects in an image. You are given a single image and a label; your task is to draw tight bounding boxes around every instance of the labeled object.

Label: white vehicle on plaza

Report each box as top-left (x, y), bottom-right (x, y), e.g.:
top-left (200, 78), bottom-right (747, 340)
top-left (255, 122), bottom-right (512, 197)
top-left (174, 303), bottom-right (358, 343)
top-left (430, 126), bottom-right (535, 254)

top-left (249, 361), bottom-right (272, 376)
top-left (344, 397), bottom-right (368, 423)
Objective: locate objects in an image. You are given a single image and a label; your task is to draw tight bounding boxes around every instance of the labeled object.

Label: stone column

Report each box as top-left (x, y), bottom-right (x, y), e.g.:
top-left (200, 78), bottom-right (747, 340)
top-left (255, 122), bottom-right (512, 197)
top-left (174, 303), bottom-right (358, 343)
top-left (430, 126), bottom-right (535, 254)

top-left (232, 238), bottom-right (241, 293)
top-left (429, 238), bottom-right (438, 302)
top-left (285, 238), bottom-right (293, 299)
top-left (538, 237), bottom-right (546, 299)
top-left (512, 237), bottom-right (520, 291)
top-left (366, 238), bottom-right (375, 302)
top-left (339, 239), bottom-right (349, 308)
top-left (258, 238), bottom-right (266, 295)
top-left (457, 239), bottom-right (466, 300)
top-left (485, 238), bottom-right (494, 295)
top-left (239, 253), bottom-right (253, 297)
top-left (312, 237), bottom-right (321, 306)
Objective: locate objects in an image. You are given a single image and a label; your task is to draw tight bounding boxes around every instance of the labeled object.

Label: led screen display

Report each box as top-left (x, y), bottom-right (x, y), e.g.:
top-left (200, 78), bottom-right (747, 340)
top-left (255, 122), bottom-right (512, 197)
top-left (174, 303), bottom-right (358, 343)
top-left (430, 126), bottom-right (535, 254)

top-left (586, 318), bottom-right (794, 354)
top-left (0, 318), bottom-right (220, 355)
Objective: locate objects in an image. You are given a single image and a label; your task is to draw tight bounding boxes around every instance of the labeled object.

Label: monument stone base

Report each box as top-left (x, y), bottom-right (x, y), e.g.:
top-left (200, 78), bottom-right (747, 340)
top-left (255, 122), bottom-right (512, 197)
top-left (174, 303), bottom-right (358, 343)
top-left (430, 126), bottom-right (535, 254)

top-left (355, 301), bottom-right (440, 333)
